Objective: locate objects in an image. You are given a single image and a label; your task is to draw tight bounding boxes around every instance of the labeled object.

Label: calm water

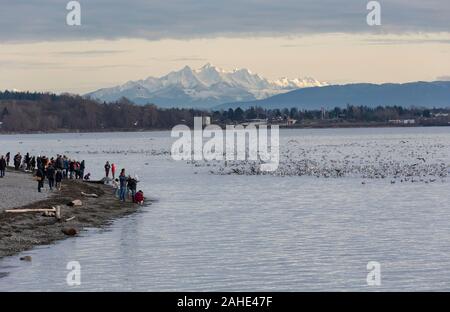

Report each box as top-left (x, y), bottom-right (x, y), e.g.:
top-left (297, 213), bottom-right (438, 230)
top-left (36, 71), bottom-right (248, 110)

top-left (0, 128), bottom-right (450, 291)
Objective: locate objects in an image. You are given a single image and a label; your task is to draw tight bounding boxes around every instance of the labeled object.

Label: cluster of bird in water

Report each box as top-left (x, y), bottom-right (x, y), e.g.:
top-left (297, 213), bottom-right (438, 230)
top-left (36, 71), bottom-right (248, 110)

top-left (65, 149), bottom-right (170, 157)
top-left (188, 139), bottom-right (450, 184)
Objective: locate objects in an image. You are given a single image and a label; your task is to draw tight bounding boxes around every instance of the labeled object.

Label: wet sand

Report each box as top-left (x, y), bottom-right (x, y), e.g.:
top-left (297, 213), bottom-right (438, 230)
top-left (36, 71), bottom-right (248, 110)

top-left (0, 170), bottom-right (49, 212)
top-left (0, 171), bottom-right (138, 258)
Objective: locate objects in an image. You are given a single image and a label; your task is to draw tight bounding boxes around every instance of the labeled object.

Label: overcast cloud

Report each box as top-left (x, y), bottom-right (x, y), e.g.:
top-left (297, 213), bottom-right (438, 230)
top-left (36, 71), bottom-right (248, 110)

top-left (0, 0), bottom-right (449, 42)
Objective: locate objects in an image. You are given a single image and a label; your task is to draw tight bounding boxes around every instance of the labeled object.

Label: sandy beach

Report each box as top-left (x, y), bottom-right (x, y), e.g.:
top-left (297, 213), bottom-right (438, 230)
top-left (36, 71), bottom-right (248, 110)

top-left (0, 171), bottom-right (49, 212)
top-left (0, 170), bottom-right (139, 259)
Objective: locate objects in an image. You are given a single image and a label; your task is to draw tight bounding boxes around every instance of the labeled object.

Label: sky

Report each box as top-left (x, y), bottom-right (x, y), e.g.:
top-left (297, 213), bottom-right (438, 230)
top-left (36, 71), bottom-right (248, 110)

top-left (0, 0), bottom-right (449, 94)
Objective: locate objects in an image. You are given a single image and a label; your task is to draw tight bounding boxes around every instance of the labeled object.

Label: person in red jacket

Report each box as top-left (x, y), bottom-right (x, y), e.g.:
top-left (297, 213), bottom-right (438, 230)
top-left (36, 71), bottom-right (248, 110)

top-left (111, 163), bottom-right (116, 179)
top-left (134, 190), bottom-right (144, 205)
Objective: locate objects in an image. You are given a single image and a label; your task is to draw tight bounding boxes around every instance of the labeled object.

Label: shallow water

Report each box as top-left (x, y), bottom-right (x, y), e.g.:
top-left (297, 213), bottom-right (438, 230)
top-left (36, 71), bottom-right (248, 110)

top-left (0, 127), bottom-right (450, 291)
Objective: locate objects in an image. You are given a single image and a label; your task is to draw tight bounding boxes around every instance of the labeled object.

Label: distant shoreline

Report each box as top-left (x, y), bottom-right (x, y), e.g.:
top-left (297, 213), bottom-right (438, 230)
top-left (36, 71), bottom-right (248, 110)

top-left (0, 123), bottom-right (449, 135)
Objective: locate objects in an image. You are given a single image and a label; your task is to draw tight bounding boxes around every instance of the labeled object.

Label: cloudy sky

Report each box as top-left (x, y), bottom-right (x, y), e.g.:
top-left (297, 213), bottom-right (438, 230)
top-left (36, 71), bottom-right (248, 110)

top-left (0, 0), bottom-right (449, 93)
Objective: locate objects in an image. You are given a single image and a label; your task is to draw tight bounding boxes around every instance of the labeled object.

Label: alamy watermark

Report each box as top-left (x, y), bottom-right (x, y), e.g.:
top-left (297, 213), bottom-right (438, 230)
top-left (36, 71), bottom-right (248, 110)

top-left (66, 261), bottom-right (81, 286)
top-left (171, 117), bottom-right (279, 172)
top-left (366, 261), bottom-right (381, 286)
top-left (367, 1), bottom-right (381, 26)
top-left (66, 1), bottom-right (81, 26)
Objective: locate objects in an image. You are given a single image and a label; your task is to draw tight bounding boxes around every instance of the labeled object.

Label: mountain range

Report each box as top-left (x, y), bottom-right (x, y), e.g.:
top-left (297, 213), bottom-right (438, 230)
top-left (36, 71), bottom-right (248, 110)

top-left (216, 81), bottom-right (450, 110)
top-left (85, 64), bottom-right (327, 108)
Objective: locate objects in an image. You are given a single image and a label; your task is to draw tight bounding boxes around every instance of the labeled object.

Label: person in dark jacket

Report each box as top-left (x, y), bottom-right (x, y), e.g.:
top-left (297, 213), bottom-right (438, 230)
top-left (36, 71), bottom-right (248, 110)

top-left (5, 152), bottom-right (10, 166)
top-left (30, 156), bottom-right (36, 172)
top-left (24, 153), bottom-right (31, 170)
top-left (105, 161), bottom-right (111, 178)
top-left (13, 153), bottom-right (22, 170)
top-left (127, 176), bottom-right (137, 202)
top-left (55, 169), bottom-right (63, 191)
top-left (119, 169), bottom-right (127, 202)
top-left (79, 160), bottom-right (85, 180)
top-left (47, 164), bottom-right (56, 190)
top-left (0, 155), bottom-right (6, 178)
top-left (36, 168), bottom-right (45, 192)
top-left (63, 157), bottom-right (69, 178)
top-left (56, 155), bottom-right (64, 170)
top-left (69, 160), bottom-right (75, 179)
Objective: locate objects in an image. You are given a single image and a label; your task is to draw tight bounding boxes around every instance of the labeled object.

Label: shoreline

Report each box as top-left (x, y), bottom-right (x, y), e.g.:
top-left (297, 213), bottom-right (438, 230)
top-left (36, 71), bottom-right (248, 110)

top-left (0, 170), bottom-right (140, 259)
top-left (0, 123), bottom-right (449, 135)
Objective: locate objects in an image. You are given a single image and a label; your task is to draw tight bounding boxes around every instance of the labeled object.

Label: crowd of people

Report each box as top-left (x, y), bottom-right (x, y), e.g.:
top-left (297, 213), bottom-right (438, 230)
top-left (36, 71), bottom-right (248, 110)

top-left (0, 152), bottom-right (145, 204)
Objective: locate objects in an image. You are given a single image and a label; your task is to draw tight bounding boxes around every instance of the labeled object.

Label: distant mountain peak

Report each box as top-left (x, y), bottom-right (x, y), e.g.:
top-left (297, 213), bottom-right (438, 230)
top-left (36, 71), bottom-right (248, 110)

top-left (86, 64), bottom-right (326, 108)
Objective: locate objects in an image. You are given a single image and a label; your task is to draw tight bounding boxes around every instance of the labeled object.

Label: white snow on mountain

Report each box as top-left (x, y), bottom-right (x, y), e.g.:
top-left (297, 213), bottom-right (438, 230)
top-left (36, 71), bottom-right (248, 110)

top-left (86, 64), bottom-right (327, 108)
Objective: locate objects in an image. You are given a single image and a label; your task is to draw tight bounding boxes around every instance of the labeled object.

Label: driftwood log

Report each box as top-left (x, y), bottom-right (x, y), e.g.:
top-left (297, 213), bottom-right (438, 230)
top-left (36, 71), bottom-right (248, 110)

top-left (81, 192), bottom-right (99, 198)
top-left (6, 208), bottom-right (56, 213)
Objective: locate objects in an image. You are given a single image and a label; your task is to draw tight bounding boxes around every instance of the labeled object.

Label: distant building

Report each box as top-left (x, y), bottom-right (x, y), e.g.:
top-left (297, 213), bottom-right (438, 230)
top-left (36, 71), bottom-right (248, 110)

top-left (388, 119), bottom-right (416, 125)
top-left (286, 118), bottom-right (297, 126)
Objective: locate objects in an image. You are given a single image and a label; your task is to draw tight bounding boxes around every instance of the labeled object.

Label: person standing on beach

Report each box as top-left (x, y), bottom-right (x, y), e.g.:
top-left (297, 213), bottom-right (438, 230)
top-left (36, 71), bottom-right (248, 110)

top-left (69, 160), bottom-right (75, 179)
top-left (24, 153), bottom-right (31, 171)
top-left (56, 155), bottom-right (64, 171)
top-left (30, 156), bottom-right (36, 172)
top-left (127, 175), bottom-right (137, 202)
top-left (111, 163), bottom-right (116, 179)
top-left (119, 169), bottom-right (127, 202)
top-left (105, 161), bottom-right (111, 178)
top-left (55, 169), bottom-right (63, 191)
top-left (5, 152), bottom-right (10, 166)
top-left (0, 155), bottom-right (6, 178)
top-left (13, 152), bottom-right (22, 170)
top-left (47, 164), bottom-right (56, 190)
top-left (80, 160), bottom-right (85, 180)
top-left (36, 167), bottom-right (45, 192)
top-left (63, 156), bottom-right (69, 178)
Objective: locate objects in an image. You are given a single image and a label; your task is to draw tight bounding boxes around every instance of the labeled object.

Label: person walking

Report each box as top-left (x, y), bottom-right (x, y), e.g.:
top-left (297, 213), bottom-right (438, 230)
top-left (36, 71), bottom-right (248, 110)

top-left (105, 161), bottom-right (111, 178)
top-left (119, 169), bottom-right (127, 202)
top-left (0, 155), bottom-right (6, 178)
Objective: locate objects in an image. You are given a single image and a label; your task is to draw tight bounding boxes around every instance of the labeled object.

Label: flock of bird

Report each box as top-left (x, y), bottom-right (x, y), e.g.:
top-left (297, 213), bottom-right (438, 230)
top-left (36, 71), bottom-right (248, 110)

top-left (189, 138), bottom-right (450, 184)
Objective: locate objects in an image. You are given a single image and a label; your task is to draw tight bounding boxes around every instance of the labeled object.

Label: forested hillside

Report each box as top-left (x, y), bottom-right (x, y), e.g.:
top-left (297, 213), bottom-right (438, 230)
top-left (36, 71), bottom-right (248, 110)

top-left (0, 91), bottom-right (202, 132)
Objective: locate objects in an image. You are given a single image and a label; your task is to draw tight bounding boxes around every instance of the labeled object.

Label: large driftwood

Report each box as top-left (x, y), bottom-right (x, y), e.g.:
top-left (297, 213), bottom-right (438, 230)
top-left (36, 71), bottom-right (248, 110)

top-left (6, 208), bottom-right (56, 213)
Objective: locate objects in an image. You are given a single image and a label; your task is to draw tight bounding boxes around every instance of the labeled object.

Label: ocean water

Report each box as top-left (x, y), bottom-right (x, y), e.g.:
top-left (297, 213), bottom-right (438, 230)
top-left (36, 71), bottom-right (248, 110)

top-left (0, 127), bottom-right (449, 291)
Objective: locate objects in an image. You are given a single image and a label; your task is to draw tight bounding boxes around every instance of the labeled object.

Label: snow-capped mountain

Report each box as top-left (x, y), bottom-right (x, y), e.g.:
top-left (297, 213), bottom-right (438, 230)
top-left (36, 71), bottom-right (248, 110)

top-left (86, 64), bottom-right (327, 108)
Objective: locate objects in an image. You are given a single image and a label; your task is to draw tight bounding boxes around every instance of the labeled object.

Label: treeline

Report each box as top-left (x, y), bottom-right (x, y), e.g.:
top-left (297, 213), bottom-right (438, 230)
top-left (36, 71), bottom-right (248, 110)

top-left (0, 91), bottom-right (202, 132)
top-left (1, 91), bottom-right (449, 132)
top-left (211, 106), bottom-right (450, 123)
